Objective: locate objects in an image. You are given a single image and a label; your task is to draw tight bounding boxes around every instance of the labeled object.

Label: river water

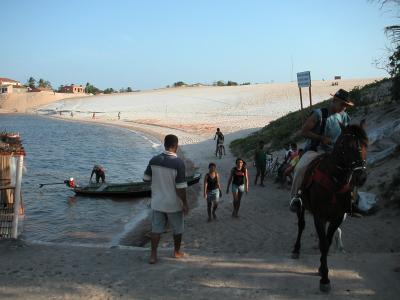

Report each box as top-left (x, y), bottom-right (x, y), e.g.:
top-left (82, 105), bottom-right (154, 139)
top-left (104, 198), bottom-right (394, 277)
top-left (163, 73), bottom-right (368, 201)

top-left (1, 114), bottom-right (160, 245)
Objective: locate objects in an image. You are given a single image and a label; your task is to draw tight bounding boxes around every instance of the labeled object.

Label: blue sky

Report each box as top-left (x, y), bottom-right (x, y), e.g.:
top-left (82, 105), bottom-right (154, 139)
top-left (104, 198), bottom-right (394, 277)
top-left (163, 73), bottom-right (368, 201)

top-left (0, 0), bottom-right (397, 90)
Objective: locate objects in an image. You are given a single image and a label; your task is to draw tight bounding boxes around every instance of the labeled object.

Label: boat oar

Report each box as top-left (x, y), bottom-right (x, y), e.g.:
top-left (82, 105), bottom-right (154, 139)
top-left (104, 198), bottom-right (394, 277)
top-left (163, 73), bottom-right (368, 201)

top-left (39, 181), bottom-right (68, 188)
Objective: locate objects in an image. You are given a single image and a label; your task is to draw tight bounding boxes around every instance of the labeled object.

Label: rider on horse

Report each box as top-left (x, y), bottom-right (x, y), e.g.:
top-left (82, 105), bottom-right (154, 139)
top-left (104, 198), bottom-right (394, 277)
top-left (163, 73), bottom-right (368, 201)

top-left (290, 89), bottom-right (354, 208)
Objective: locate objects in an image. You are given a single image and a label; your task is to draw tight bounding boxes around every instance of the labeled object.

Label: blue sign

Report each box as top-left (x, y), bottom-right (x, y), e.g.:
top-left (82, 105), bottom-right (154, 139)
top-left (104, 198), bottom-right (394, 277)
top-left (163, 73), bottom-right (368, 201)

top-left (297, 71), bottom-right (311, 88)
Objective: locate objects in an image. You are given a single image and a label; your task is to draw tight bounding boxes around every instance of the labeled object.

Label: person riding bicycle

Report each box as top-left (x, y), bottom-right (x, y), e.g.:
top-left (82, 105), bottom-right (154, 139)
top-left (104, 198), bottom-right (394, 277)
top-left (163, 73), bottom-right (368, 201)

top-left (214, 128), bottom-right (226, 156)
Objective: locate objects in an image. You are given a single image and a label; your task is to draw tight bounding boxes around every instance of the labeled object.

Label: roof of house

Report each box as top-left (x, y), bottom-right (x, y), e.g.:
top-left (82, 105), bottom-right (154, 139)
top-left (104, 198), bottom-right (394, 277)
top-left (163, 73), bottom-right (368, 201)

top-left (0, 77), bottom-right (20, 83)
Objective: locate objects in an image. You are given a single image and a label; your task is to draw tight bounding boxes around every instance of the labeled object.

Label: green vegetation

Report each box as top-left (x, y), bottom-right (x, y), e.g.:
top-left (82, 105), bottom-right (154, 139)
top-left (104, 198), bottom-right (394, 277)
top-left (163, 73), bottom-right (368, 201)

top-left (388, 46), bottom-right (400, 102)
top-left (85, 82), bottom-right (101, 94)
top-left (26, 77), bottom-right (51, 89)
top-left (230, 79), bottom-right (390, 157)
top-left (103, 88), bottom-right (115, 94)
top-left (213, 80), bottom-right (238, 86)
top-left (38, 78), bottom-right (52, 89)
top-left (173, 81), bottom-right (186, 87)
top-left (27, 77), bottom-right (36, 89)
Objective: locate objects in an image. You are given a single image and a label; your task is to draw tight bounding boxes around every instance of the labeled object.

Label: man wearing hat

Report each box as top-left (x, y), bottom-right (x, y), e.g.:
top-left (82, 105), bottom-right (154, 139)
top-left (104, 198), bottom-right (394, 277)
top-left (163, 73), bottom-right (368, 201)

top-left (290, 89), bottom-right (354, 204)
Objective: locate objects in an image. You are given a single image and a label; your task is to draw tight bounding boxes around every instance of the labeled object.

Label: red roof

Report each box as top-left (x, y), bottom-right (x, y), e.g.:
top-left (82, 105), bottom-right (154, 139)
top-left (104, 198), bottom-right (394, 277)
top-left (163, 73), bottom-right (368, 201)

top-left (0, 77), bottom-right (19, 83)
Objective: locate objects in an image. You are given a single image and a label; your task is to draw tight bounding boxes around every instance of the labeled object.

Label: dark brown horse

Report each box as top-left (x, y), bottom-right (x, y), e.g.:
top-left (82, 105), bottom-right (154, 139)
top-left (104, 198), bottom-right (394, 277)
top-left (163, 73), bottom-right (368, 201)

top-left (291, 124), bottom-right (368, 292)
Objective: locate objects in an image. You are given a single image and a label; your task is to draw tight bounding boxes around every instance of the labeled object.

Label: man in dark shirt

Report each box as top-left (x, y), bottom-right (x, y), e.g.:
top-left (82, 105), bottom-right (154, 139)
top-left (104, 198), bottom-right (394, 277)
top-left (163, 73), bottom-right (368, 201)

top-left (90, 165), bottom-right (105, 183)
top-left (214, 128), bottom-right (226, 156)
top-left (254, 141), bottom-right (267, 186)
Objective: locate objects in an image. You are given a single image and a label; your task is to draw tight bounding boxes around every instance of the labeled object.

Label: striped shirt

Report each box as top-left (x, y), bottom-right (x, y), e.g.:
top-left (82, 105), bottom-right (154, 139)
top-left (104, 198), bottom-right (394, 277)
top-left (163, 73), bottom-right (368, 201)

top-left (143, 151), bottom-right (187, 212)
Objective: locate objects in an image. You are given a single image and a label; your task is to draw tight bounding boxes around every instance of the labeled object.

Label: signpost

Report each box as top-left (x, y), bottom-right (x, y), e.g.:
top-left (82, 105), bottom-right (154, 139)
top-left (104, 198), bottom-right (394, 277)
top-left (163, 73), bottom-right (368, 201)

top-left (296, 71), bottom-right (313, 121)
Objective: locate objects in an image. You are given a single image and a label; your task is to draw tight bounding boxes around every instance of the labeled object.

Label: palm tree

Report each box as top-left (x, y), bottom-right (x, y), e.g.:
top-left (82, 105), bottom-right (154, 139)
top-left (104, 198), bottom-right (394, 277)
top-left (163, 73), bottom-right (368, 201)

top-left (27, 77), bottom-right (36, 89)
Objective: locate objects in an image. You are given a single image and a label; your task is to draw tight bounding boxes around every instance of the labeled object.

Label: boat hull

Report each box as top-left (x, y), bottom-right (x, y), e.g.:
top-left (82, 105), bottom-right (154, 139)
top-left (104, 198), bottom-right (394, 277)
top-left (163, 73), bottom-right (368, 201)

top-left (73, 173), bottom-right (201, 198)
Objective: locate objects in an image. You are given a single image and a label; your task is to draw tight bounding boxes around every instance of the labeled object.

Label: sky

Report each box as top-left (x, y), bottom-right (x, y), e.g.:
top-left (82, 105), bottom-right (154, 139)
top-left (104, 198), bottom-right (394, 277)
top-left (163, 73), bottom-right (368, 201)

top-left (0, 0), bottom-right (398, 90)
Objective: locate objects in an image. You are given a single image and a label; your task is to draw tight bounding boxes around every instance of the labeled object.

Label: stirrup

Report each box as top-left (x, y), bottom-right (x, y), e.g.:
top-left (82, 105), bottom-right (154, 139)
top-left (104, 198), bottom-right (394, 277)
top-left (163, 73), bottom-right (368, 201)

top-left (289, 196), bottom-right (303, 213)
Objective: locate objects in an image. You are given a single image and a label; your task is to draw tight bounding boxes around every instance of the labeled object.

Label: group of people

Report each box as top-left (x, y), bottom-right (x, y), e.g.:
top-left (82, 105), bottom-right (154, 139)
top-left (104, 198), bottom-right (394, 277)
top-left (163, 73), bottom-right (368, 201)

top-left (203, 157), bottom-right (249, 221)
top-left (278, 143), bottom-right (304, 184)
top-left (141, 88), bottom-right (355, 264)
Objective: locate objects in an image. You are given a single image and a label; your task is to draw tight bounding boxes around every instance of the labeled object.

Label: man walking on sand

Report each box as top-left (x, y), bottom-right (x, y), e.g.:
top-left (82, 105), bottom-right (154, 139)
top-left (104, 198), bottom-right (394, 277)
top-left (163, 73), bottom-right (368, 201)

top-left (254, 140), bottom-right (267, 186)
top-left (143, 134), bottom-right (188, 264)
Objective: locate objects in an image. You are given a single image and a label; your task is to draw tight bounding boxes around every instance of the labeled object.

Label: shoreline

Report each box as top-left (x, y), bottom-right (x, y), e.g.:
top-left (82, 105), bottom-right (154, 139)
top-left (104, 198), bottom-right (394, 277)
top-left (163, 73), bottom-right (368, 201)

top-left (13, 112), bottom-right (204, 248)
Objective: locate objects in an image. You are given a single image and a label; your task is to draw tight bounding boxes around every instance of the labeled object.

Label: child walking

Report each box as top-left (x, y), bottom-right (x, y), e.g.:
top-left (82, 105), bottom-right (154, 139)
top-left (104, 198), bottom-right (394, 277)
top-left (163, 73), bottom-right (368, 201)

top-left (204, 163), bottom-right (222, 222)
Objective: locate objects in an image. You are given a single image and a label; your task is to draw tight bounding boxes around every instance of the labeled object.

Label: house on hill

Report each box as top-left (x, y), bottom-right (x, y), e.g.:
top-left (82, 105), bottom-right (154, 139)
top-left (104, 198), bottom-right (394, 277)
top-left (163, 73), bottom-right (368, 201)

top-left (59, 84), bottom-right (85, 93)
top-left (0, 77), bottom-right (25, 94)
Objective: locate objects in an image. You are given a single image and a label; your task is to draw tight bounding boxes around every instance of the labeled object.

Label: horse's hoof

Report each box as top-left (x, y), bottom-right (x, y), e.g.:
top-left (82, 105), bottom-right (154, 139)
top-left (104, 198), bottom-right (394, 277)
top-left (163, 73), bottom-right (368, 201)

top-left (319, 282), bottom-right (331, 293)
top-left (291, 252), bottom-right (300, 259)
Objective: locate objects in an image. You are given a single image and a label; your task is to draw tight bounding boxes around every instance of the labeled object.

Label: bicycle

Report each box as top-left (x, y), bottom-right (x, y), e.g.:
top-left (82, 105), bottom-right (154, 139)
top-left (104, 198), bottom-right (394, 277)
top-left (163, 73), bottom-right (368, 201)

top-left (217, 144), bottom-right (225, 159)
top-left (265, 156), bottom-right (279, 177)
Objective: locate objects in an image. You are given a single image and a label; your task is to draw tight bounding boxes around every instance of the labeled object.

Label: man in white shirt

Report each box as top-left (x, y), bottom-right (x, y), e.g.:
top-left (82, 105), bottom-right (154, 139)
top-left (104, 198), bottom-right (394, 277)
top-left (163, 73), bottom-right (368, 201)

top-left (143, 134), bottom-right (188, 264)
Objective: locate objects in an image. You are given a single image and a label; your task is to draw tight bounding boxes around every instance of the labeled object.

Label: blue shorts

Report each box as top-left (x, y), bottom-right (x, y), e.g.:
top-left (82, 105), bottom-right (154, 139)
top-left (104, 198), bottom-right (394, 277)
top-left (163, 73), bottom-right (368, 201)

top-left (231, 184), bottom-right (245, 193)
top-left (207, 189), bottom-right (220, 205)
top-left (151, 210), bottom-right (184, 235)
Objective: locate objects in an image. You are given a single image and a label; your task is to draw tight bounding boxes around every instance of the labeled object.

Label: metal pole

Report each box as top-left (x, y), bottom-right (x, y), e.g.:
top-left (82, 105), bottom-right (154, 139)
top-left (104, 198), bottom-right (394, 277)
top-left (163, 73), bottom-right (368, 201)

top-left (309, 85), bottom-right (312, 107)
top-left (11, 155), bottom-right (23, 239)
top-left (299, 87), bottom-right (304, 111)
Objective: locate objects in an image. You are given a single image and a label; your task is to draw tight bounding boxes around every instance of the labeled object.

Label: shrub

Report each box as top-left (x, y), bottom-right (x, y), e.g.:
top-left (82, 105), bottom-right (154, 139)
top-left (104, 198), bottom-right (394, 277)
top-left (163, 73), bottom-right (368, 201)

top-left (173, 81), bottom-right (186, 87)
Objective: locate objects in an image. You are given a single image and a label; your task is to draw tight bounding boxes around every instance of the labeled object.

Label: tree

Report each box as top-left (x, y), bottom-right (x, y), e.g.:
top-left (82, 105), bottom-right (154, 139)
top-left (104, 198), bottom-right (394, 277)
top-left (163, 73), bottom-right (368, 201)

top-left (85, 82), bottom-right (101, 94)
top-left (27, 77), bottom-right (36, 89)
top-left (103, 88), bottom-right (115, 94)
top-left (38, 78), bottom-right (45, 88)
top-left (126, 87), bottom-right (133, 92)
top-left (227, 81), bottom-right (238, 86)
top-left (173, 81), bottom-right (186, 87)
top-left (374, 0), bottom-right (400, 101)
top-left (216, 80), bottom-right (225, 86)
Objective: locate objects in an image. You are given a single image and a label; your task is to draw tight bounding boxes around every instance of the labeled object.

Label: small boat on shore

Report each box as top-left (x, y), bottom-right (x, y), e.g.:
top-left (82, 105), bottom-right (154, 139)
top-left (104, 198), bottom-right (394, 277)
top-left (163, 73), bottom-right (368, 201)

top-left (72, 173), bottom-right (201, 197)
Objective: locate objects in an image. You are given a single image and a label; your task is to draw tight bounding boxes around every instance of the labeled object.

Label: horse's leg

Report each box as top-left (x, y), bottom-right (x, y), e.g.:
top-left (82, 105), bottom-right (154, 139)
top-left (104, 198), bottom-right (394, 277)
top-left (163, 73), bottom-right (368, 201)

top-left (313, 215), bottom-right (331, 292)
top-left (291, 206), bottom-right (305, 259)
top-left (327, 216), bottom-right (344, 250)
top-left (334, 228), bottom-right (345, 252)
top-left (334, 214), bottom-right (347, 252)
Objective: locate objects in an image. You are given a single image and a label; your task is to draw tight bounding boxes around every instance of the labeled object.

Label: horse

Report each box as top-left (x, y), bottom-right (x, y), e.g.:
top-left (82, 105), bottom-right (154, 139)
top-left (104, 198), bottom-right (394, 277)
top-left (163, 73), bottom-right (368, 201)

top-left (291, 124), bottom-right (368, 292)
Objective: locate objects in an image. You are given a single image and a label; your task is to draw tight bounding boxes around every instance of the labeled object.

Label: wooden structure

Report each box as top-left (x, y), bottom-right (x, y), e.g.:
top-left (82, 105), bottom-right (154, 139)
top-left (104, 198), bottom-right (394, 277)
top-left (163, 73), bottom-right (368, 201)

top-left (0, 132), bottom-right (25, 239)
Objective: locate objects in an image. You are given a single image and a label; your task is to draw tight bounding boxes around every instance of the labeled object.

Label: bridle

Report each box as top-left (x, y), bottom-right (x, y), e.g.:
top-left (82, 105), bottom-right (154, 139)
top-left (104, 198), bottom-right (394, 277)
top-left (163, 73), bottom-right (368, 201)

top-left (333, 133), bottom-right (367, 185)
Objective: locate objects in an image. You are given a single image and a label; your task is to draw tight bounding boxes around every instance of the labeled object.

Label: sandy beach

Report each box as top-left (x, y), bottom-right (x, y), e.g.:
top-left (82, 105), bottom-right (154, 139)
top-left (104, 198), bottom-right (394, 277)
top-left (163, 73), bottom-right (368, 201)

top-left (1, 78), bottom-right (400, 299)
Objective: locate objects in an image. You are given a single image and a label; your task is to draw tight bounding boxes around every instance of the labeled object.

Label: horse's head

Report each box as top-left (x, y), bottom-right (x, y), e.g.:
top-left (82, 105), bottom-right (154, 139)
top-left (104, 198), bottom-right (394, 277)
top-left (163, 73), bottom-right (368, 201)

top-left (333, 123), bottom-right (368, 187)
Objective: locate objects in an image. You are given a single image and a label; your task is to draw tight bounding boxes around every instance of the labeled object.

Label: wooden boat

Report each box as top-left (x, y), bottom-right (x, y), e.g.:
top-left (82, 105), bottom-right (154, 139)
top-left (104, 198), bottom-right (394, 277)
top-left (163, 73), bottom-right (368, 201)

top-left (73, 173), bottom-right (201, 197)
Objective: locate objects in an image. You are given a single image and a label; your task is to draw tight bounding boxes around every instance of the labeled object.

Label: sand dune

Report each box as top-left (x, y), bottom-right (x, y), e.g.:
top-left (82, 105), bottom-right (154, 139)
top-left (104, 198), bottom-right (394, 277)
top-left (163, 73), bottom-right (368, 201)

top-left (39, 78), bottom-right (379, 136)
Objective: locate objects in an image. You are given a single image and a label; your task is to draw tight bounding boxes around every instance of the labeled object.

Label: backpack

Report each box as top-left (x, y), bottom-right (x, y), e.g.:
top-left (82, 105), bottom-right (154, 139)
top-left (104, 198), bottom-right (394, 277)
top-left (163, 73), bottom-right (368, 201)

top-left (308, 108), bottom-right (328, 152)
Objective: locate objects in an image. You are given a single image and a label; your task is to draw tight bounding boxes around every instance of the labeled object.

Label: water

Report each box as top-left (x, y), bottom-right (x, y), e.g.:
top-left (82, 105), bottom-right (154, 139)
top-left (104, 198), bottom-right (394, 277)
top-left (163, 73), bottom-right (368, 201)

top-left (0, 114), bottom-right (160, 245)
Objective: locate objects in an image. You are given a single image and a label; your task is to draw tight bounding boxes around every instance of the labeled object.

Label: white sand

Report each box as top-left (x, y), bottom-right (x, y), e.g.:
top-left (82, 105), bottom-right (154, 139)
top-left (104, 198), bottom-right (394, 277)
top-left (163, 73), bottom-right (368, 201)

top-left (39, 79), bottom-right (379, 137)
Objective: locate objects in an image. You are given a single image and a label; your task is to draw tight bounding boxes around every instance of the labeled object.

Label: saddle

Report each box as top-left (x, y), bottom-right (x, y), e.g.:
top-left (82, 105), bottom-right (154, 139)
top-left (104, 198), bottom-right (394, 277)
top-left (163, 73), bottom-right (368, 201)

top-left (299, 154), bottom-right (352, 212)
